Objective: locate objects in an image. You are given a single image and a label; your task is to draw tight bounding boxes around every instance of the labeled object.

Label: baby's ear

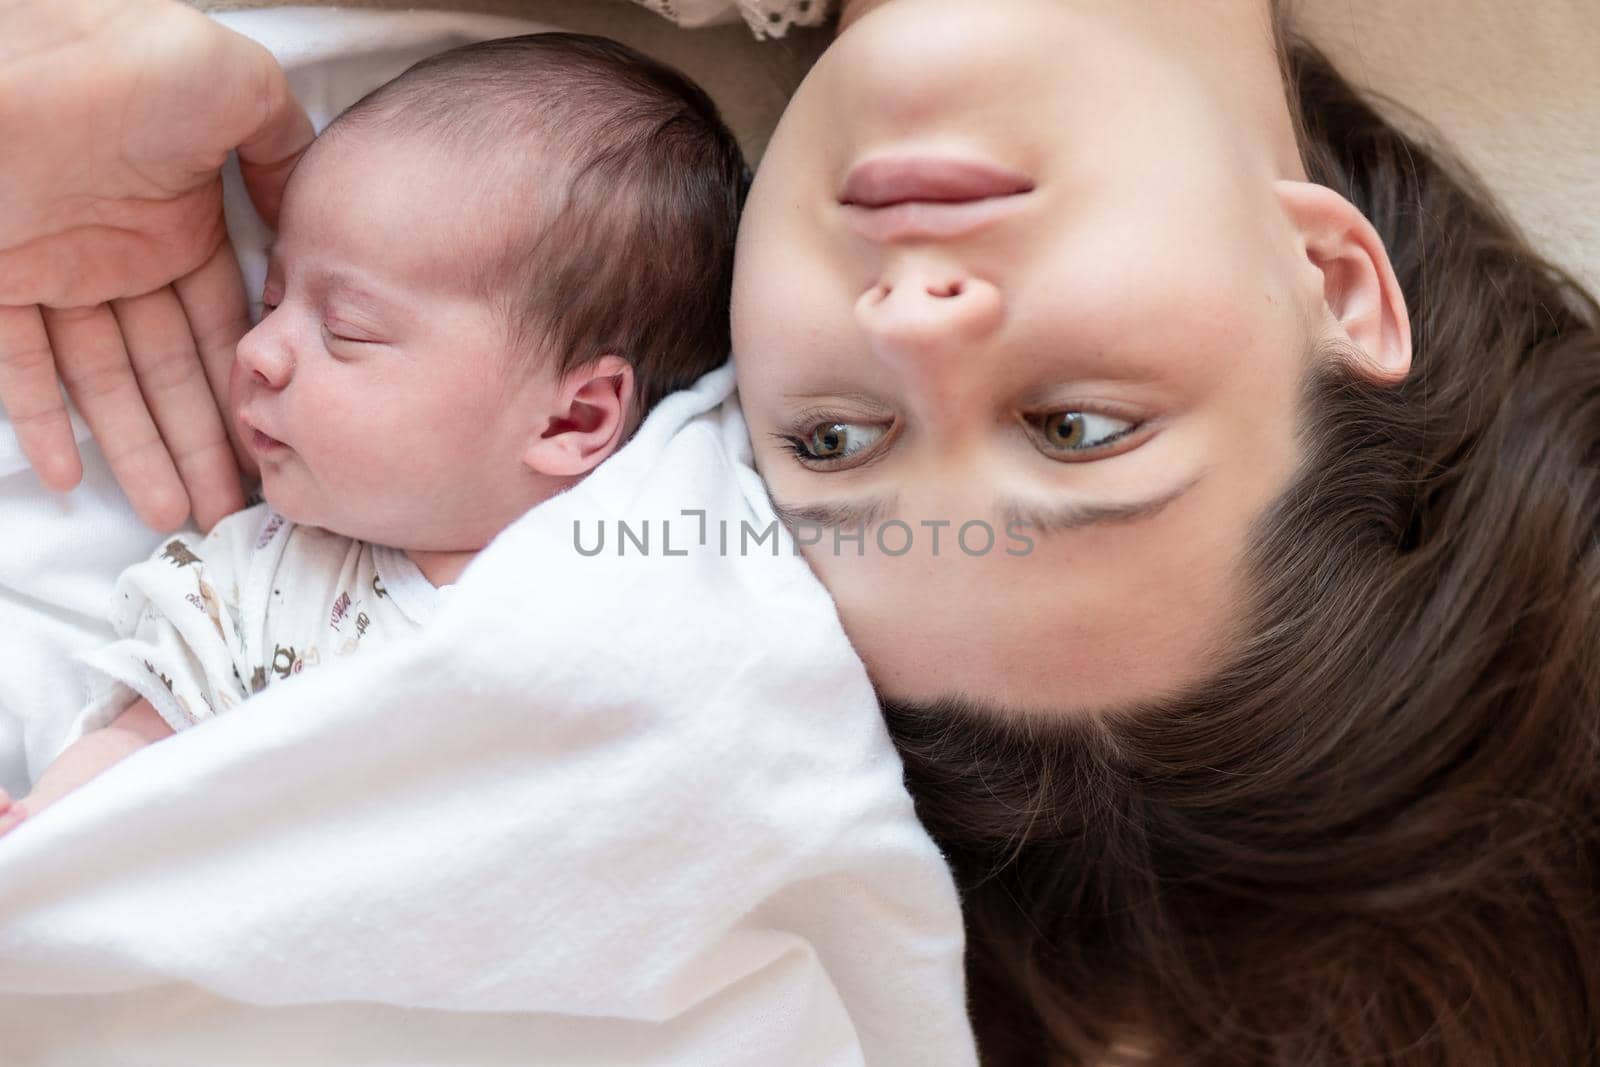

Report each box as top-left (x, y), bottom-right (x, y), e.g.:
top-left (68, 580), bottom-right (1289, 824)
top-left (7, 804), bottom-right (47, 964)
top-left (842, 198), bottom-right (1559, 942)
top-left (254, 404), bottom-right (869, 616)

top-left (522, 355), bottom-right (635, 478)
top-left (1276, 179), bottom-right (1412, 384)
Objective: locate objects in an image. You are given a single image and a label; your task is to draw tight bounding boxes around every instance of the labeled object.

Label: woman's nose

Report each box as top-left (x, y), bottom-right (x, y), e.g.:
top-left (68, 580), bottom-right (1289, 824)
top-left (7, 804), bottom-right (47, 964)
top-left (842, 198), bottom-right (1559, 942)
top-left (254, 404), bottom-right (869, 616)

top-left (854, 269), bottom-right (1003, 368)
top-left (235, 317), bottom-right (294, 388)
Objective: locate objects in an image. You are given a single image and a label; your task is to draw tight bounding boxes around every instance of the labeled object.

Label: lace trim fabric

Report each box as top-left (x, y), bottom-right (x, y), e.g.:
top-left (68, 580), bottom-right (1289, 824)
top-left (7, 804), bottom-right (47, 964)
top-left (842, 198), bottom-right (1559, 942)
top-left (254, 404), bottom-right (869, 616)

top-left (628, 0), bottom-right (834, 39)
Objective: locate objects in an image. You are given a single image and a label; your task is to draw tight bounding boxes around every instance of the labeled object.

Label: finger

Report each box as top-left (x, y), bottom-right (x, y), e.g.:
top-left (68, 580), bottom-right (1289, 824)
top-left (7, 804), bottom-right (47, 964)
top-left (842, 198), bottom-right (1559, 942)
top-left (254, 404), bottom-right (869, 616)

top-left (174, 239), bottom-right (259, 483)
top-left (0, 304), bottom-right (82, 490)
top-left (233, 36), bottom-right (315, 227)
top-left (113, 286), bottom-right (245, 533)
top-left (43, 304), bottom-right (191, 531)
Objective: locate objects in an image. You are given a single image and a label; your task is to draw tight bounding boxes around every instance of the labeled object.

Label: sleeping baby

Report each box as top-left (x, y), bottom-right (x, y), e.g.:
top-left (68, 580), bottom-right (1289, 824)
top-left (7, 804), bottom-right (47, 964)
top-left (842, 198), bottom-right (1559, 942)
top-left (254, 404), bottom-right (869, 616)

top-left (0, 32), bottom-right (745, 834)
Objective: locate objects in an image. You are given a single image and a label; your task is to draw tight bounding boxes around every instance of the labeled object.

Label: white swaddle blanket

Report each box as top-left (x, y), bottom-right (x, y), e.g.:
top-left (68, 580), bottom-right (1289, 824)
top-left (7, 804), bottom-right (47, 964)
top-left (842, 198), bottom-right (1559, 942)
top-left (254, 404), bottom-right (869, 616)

top-left (0, 365), bottom-right (977, 1066)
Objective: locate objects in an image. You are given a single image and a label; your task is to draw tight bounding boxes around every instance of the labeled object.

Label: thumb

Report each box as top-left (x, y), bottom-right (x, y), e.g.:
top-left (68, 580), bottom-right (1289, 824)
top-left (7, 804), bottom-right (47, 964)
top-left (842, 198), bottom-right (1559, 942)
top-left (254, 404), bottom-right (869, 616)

top-left (233, 38), bottom-right (314, 228)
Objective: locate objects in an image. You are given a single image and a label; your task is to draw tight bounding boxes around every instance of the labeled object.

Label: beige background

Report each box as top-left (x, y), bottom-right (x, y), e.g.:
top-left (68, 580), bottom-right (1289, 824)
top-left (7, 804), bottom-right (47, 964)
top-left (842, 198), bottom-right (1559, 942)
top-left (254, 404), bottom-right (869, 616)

top-left (1290, 0), bottom-right (1600, 294)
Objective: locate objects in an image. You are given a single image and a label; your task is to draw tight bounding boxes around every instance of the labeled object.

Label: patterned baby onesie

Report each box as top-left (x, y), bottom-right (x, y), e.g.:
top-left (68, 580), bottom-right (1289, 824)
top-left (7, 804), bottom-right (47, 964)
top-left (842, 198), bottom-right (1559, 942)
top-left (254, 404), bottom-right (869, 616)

top-left (74, 503), bottom-right (441, 738)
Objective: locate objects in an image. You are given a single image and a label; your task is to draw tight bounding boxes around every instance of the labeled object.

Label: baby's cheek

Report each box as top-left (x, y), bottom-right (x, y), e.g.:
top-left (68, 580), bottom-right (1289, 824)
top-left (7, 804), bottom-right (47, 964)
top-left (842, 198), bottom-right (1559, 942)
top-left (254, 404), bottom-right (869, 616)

top-left (334, 378), bottom-right (504, 497)
top-left (349, 429), bottom-right (459, 497)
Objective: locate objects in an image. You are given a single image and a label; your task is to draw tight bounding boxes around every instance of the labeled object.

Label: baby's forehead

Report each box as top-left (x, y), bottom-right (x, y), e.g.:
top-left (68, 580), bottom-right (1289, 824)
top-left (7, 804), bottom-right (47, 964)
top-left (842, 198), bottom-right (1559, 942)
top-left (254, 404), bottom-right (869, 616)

top-left (291, 118), bottom-right (563, 215)
top-left (280, 125), bottom-right (564, 290)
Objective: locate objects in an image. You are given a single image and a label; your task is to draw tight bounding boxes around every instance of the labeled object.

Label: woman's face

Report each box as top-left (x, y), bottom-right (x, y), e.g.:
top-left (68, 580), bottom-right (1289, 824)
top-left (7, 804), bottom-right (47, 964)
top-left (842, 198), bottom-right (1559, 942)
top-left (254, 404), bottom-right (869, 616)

top-left (733, 0), bottom-right (1333, 714)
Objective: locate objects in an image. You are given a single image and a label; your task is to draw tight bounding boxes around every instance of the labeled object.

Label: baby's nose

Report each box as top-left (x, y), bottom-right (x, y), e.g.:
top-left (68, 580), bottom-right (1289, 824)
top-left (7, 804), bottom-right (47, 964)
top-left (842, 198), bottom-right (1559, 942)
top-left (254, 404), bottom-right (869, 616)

top-left (235, 319), bottom-right (294, 388)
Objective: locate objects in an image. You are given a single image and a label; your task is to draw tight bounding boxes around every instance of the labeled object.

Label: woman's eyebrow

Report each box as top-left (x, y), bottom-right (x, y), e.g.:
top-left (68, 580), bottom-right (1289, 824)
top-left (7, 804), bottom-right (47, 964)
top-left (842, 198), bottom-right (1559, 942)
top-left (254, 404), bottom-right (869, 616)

top-left (770, 495), bottom-right (898, 531)
top-left (999, 476), bottom-right (1202, 536)
top-left (770, 476), bottom-right (1200, 538)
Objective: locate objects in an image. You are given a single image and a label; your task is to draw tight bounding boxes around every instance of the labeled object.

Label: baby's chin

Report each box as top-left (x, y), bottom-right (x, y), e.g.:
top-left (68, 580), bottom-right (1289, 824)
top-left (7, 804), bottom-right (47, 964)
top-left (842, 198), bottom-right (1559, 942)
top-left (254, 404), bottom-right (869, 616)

top-left (257, 486), bottom-right (315, 530)
top-left (258, 475), bottom-right (436, 548)
top-left (256, 471), bottom-right (340, 536)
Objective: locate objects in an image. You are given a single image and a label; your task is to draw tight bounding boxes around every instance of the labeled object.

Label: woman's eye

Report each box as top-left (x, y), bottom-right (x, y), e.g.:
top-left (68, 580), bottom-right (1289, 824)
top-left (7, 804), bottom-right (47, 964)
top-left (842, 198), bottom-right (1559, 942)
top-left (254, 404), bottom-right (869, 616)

top-left (781, 421), bottom-right (889, 466)
top-left (1030, 410), bottom-right (1140, 458)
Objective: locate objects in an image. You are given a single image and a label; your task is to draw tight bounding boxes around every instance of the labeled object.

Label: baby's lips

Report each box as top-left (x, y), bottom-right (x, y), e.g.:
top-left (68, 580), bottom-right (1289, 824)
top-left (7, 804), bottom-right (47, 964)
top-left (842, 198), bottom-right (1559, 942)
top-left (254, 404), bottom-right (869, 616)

top-left (236, 411), bottom-right (290, 454)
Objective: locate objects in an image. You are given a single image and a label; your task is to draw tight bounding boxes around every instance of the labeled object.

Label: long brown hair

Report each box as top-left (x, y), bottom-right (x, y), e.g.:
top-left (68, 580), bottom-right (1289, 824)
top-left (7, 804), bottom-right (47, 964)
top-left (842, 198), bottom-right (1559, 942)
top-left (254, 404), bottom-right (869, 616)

top-left (884, 21), bottom-right (1600, 1067)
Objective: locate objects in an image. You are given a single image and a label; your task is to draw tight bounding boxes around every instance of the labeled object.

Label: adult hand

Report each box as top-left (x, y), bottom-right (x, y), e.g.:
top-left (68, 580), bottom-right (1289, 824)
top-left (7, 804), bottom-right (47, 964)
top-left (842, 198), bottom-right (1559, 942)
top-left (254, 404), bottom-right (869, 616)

top-left (0, 0), bottom-right (314, 530)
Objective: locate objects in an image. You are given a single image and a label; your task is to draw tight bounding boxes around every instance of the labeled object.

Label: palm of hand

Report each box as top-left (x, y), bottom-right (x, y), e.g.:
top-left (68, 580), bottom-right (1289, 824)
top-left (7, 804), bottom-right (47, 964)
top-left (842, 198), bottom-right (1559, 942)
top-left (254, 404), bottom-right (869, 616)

top-left (0, 0), bottom-right (311, 530)
top-left (0, 5), bottom-right (292, 305)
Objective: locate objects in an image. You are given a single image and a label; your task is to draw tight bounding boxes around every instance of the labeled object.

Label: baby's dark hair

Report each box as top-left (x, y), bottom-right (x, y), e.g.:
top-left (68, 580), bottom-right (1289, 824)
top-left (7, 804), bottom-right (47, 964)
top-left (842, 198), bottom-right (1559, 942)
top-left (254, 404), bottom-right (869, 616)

top-left (326, 33), bottom-right (748, 417)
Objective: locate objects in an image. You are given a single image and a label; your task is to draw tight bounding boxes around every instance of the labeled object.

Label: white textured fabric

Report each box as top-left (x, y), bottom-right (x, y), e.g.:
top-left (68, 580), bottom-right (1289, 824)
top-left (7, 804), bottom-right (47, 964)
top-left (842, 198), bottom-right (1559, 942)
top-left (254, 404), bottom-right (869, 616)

top-left (0, 364), bottom-right (978, 1067)
top-left (0, 431), bottom-right (169, 797)
top-left (628, 0), bottom-right (832, 38)
top-left (68, 504), bottom-right (437, 742)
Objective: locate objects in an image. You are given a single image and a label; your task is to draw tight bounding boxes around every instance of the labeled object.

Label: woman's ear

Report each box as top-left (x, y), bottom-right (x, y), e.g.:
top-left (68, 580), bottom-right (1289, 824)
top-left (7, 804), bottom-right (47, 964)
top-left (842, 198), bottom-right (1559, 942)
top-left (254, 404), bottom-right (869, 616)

top-left (1276, 179), bottom-right (1413, 384)
top-left (522, 355), bottom-right (635, 478)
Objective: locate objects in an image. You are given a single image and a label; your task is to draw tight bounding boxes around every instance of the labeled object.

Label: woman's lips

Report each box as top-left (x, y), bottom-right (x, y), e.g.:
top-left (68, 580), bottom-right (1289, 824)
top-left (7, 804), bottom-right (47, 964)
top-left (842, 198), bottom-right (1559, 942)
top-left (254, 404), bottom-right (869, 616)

top-left (840, 156), bottom-right (1034, 207)
top-left (839, 155), bottom-right (1034, 242)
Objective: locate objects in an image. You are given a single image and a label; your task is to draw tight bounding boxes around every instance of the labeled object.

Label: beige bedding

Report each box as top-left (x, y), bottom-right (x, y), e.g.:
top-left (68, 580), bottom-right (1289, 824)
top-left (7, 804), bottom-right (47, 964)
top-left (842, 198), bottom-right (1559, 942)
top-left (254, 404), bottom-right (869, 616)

top-left (189, 0), bottom-right (1597, 291)
top-left (1291, 0), bottom-right (1600, 294)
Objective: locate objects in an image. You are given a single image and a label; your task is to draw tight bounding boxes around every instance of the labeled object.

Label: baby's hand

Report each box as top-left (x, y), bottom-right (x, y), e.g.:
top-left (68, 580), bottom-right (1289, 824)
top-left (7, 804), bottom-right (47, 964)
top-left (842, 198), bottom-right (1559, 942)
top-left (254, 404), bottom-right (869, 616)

top-left (0, 787), bottom-right (27, 837)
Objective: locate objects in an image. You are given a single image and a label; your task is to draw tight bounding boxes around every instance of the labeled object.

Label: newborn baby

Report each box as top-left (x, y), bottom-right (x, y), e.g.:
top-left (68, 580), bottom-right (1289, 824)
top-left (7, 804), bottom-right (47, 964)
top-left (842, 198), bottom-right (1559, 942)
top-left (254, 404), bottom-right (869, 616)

top-left (0, 32), bottom-right (744, 834)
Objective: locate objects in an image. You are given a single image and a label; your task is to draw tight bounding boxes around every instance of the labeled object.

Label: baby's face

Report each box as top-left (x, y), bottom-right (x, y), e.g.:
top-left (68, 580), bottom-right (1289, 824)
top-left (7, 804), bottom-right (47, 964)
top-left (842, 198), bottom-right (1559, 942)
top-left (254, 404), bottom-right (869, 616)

top-left (232, 133), bottom-right (553, 551)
